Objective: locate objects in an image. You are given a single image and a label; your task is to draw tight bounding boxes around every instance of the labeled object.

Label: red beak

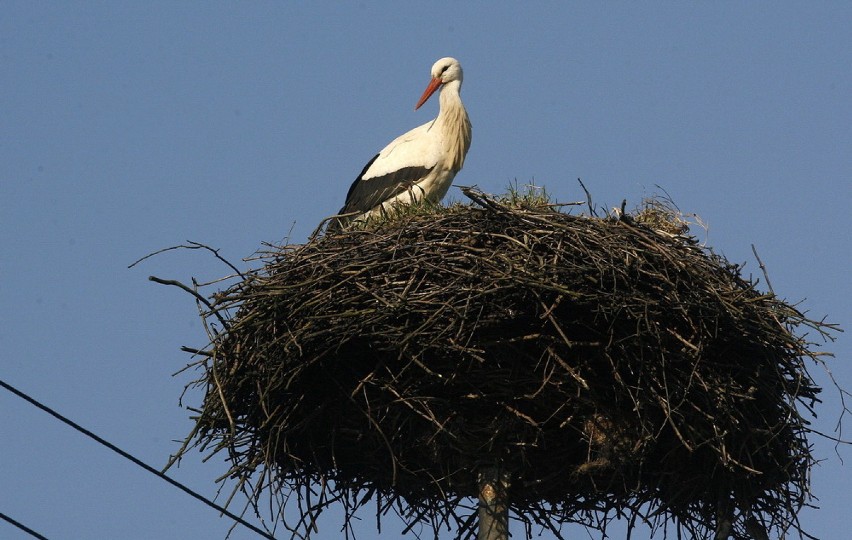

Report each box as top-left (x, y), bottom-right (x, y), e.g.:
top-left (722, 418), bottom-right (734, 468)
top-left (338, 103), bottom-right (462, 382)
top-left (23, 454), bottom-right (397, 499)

top-left (415, 77), bottom-right (443, 110)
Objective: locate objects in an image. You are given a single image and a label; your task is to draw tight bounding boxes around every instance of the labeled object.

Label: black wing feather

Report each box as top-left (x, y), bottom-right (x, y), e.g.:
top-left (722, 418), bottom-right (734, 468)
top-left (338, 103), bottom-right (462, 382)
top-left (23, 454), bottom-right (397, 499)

top-left (340, 162), bottom-right (432, 215)
top-left (343, 154), bottom-right (379, 205)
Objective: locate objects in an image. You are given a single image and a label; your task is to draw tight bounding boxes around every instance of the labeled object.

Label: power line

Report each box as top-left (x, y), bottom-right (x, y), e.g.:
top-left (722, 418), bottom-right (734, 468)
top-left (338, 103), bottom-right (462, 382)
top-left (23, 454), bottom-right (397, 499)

top-left (0, 511), bottom-right (49, 540)
top-left (0, 378), bottom-right (275, 540)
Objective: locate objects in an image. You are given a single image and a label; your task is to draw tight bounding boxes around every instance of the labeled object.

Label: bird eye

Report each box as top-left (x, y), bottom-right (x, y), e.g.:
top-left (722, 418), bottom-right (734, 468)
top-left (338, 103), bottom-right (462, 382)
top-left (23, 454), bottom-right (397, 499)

top-left (440, 65), bottom-right (449, 74)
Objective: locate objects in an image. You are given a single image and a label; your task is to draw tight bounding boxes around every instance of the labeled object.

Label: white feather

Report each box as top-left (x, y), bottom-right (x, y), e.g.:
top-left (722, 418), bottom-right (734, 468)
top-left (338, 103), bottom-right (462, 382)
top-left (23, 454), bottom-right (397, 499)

top-left (362, 120), bottom-right (443, 180)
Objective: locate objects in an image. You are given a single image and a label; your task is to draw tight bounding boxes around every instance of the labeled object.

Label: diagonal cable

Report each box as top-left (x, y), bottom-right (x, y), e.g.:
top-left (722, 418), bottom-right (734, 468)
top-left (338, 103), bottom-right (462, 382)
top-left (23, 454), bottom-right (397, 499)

top-left (0, 378), bottom-right (275, 540)
top-left (0, 511), bottom-right (49, 540)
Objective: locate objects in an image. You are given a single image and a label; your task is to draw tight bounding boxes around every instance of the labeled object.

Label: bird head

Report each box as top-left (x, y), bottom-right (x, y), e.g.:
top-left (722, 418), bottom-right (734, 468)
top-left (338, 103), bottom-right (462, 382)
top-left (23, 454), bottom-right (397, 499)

top-left (415, 57), bottom-right (463, 110)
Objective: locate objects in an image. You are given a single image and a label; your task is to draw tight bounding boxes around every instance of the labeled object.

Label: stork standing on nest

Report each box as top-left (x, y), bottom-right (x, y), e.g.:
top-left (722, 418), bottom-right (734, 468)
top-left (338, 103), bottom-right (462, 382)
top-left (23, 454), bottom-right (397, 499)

top-left (331, 57), bottom-right (472, 229)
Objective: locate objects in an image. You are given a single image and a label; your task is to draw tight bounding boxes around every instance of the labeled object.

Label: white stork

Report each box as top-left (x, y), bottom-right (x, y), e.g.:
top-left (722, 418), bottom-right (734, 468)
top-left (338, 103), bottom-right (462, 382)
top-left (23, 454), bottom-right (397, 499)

top-left (331, 57), bottom-right (472, 229)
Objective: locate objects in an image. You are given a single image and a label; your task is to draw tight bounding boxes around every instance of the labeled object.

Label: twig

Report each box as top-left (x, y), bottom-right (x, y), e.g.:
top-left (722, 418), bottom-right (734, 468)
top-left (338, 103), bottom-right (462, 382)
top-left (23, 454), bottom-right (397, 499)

top-left (148, 276), bottom-right (229, 329)
top-left (751, 244), bottom-right (775, 295)
top-left (129, 240), bottom-right (245, 280)
top-left (577, 178), bottom-right (597, 217)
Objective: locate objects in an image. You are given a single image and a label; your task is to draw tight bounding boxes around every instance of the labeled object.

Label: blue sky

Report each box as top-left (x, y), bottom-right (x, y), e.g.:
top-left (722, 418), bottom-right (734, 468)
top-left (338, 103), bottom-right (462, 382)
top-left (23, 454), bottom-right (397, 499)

top-left (1, 2), bottom-right (850, 539)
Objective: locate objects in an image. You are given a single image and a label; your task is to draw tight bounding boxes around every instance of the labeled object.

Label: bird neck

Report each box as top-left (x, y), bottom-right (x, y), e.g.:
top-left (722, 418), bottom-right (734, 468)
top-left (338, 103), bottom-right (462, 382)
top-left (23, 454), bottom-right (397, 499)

top-left (437, 80), bottom-right (471, 172)
top-left (437, 80), bottom-right (463, 121)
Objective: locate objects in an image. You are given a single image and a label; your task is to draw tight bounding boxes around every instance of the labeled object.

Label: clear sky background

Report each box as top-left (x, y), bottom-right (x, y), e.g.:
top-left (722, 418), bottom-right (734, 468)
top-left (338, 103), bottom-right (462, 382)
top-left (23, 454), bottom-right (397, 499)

top-left (2, 3), bottom-right (850, 539)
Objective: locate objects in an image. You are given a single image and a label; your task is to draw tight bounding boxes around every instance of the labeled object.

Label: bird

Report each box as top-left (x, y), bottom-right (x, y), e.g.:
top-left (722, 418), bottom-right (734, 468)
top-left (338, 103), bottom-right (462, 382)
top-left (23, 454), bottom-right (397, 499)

top-left (330, 57), bottom-right (472, 230)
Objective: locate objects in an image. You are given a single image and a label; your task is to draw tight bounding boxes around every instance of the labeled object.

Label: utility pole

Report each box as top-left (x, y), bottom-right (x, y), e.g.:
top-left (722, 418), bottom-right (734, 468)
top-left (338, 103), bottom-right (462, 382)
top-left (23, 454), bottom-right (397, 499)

top-left (477, 466), bottom-right (510, 540)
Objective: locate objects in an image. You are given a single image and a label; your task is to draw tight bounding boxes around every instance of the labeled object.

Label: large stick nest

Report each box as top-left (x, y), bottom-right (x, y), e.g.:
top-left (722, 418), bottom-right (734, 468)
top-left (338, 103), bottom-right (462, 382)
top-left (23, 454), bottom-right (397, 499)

top-left (167, 187), bottom-right (838, 539)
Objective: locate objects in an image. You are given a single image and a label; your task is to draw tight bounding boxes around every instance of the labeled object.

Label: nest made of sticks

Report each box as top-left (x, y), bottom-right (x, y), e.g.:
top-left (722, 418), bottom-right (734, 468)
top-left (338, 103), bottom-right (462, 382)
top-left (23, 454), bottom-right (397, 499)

top-left (164, 187), bottom-right (838, 539)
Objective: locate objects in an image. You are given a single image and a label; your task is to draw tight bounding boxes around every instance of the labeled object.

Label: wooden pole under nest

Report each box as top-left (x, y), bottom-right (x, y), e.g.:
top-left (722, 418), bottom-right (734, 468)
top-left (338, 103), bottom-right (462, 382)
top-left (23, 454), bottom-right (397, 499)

top-left (477, 466), bottom-right (510, 540)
